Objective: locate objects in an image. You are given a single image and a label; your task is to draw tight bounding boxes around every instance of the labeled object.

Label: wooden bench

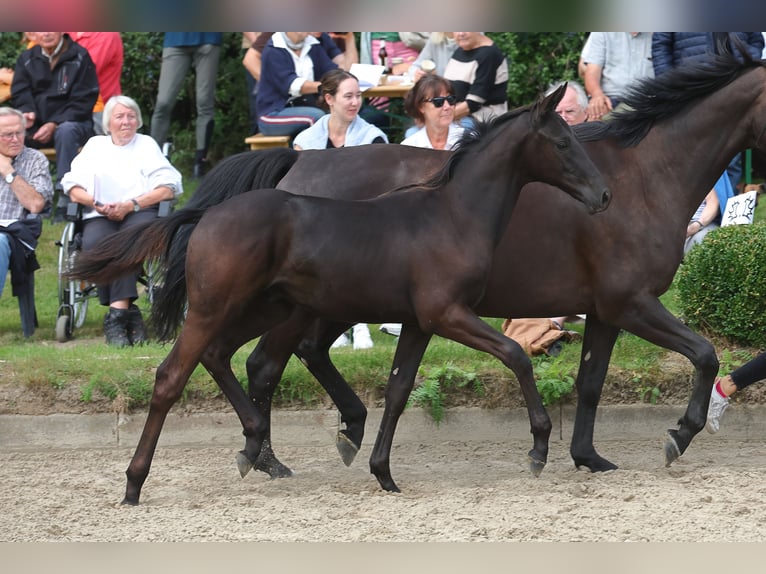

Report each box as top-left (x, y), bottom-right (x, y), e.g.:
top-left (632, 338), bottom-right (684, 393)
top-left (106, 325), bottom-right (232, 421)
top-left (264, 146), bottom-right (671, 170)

top-left (244, 134), bottom-right (291, 150)
top-left (40, 148), bottom-right (57, 161)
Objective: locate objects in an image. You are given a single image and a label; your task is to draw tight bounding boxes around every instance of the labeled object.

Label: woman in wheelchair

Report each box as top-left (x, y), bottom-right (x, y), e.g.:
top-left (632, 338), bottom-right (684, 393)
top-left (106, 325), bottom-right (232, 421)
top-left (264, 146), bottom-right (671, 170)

top-left (60, 95), bottom-right (183, 346)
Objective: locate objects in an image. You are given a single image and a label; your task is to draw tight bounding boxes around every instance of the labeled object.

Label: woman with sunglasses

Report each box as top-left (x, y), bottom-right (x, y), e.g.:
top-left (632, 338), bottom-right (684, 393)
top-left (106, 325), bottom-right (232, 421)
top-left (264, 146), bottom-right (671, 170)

top-left (400, 74), bottom-right (464, 150)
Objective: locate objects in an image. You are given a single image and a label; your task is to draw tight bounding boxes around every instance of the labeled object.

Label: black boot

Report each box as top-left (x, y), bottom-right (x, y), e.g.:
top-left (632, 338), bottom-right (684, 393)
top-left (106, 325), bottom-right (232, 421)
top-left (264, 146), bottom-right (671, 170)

top-left (103, 308), bottom-right (131, 347)
top-left (126, 304), bottom-right (148, 346)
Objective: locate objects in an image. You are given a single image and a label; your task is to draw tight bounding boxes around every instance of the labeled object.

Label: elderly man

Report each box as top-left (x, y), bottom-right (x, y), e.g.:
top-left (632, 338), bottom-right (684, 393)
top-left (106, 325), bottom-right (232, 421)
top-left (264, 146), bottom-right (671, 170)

top-left (0, 106), bottom-right (53, 334)
top-left (548, 80), bottom-right (589, 125)
top-left (11, 32), bottom-right (98, 220)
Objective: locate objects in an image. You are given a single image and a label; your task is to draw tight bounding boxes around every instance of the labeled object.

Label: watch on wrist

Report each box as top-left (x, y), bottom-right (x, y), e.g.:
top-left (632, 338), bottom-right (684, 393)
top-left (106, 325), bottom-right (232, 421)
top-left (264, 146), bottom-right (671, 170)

top-left (4, 171), bottom-right (17, 184)
top-left (131, 198), bottom-right (140, 212)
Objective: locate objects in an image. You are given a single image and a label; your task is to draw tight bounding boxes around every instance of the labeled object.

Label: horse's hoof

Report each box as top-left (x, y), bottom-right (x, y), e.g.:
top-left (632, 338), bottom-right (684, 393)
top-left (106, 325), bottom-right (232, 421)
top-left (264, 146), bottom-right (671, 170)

top-left (336, 431), bottom-right (360, 467)
top-left (664, 431), bottom-right (681, 467)
top-left (120, 497), bottom-right (139, 507)
top-left (528, 455), bottom-right (546, 477)
top-left (236, 450), bottom-right (253, 478)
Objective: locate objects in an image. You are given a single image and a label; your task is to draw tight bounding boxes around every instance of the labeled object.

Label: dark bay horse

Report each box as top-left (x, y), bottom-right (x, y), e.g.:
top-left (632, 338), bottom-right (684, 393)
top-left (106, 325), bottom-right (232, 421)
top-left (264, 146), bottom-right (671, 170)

top-left (71, 85), bottom-right (610, 503)
top-left (168, 51), bottom-right (766, 483)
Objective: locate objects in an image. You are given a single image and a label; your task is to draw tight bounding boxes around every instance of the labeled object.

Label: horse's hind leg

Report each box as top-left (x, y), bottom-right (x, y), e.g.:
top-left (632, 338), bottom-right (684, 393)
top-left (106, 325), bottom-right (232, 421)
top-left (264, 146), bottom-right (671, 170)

top-left (569, 316), bottom-right (621, 471)
top-left (295, 319), bottom-right (367, 464)
top-left (241, 310), bottom-right (318, 478)
top-left (368, 325), bottom-right (432, 492)
top-left (123, 320), bottom-right (215, 505)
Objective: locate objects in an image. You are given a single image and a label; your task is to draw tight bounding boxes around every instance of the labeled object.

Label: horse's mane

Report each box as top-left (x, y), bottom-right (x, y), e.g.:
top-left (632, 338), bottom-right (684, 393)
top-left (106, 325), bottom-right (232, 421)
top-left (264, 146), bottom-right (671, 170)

top-left (415, 105), bottom-right (531, 191)
top-left (575, 45), bottom-right (765, 148)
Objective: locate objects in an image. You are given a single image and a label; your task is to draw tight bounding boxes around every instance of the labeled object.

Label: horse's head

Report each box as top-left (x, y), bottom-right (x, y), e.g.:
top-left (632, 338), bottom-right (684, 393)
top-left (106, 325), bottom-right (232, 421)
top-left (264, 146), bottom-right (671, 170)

top-left (527, 83), bottom-right (611, 214)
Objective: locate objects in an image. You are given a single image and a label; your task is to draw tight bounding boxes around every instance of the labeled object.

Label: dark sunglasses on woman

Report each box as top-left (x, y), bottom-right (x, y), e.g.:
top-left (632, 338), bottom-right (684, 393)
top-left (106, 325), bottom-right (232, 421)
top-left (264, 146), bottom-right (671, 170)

top-left (426, 95), bottom-right (457, 108)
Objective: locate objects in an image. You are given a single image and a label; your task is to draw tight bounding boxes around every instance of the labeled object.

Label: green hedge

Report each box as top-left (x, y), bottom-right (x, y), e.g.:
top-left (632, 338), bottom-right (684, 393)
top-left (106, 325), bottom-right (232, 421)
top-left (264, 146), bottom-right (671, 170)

top-left (677, 223), bottom-right (766, 346)
top-left (1, 32), bottom-right (588, 172)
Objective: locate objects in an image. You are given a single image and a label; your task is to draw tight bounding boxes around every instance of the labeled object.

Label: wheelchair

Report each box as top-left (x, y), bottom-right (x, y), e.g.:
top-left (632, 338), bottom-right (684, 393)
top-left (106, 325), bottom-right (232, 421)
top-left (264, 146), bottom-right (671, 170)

top-left (55, 200), bottom-right (172, 342)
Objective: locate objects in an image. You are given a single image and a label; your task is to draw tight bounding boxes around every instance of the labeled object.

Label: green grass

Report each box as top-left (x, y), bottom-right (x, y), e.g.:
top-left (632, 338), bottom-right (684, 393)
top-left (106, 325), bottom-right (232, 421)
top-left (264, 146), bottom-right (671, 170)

top-left (1, 180), bottom-right (764, 413)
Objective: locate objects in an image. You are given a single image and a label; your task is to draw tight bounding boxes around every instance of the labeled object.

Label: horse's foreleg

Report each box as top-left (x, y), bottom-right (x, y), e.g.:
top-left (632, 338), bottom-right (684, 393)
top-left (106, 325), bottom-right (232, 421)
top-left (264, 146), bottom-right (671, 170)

top-left (123, 325), bottom-right (211, 505)
top-left (570, 315), bottom-right (620, 471)
top-left (615, 295), bottom-right (718, 465)
top-left (369, 325), bottom-right (432, 492)
top-left (295, 319), bottom-right (368, 465)
top-left (431, 306), bottom-right (551, 475)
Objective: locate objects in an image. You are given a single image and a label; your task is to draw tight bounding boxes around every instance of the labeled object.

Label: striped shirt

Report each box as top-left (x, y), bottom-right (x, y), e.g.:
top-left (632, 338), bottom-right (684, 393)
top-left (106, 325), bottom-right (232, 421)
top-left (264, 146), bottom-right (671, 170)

top-left (0, 147), bottom-right (53, 220)
top-left (444, 44), bottom-right (509, 122)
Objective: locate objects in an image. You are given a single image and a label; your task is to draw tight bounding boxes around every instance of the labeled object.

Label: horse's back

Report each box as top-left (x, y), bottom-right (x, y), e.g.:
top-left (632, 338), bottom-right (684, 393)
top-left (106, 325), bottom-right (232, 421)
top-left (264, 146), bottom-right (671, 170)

top-left (278, 145), bottom-right (450, 198)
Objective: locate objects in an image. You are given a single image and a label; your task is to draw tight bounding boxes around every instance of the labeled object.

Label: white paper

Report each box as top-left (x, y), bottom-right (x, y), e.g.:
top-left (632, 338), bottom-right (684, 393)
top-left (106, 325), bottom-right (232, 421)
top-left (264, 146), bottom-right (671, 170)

top-left (349, 63), bottom-right (386, 89)
top-left (721, 190), bottom-right (757, 226)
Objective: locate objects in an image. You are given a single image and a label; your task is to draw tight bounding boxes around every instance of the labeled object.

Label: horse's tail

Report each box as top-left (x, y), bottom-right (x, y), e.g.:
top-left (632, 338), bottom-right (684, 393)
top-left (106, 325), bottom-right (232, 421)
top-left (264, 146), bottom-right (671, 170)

top-left (147, 148), bottom-right (300, 341)
top-left (68, 208), bottom-right (207, 286)
top-left (184, 147), bottom-right (299, 210)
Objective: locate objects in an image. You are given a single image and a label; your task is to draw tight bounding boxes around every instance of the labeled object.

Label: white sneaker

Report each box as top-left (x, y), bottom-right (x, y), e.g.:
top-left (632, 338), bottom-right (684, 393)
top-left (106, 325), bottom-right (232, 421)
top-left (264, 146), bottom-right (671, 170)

top-left (331, 333), bottom-right (350, 348)
top-left (379, 323), bottom-right (402, 337)
top-left (706, 382), bottom-right (730, 434)
top-left (352, 324), bottom-right (374, 350)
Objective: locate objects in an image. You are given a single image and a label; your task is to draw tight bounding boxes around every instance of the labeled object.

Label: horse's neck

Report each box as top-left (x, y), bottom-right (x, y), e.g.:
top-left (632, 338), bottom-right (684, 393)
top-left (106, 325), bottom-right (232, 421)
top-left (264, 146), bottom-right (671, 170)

top-left (447, 152), bottom-right (523, 241)
top-left (639, 73), bottom-right (763, 217)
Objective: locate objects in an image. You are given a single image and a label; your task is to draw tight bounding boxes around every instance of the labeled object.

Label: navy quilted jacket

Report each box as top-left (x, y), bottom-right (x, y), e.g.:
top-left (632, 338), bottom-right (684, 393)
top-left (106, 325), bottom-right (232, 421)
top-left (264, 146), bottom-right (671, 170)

top-left (652, 32), bottom-right (764, 76)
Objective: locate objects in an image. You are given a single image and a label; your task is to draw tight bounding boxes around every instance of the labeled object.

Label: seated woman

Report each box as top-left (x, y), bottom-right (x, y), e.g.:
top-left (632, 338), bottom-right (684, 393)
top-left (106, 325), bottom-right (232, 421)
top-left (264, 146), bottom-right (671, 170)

top-left (256, 32), bottom-right (339, 138)
top-left (443, 32), bottom-right (509, 128)
top-left (61, 95), bottom-right (183, 347)
top-left (293, 68), bottom-right (388, 150)
top-left (294, 68), bottom-right (387, 350)
top-left (401, 74), bottom-right (464, 150)
top-left (684, 173), bottom-right (734, 256)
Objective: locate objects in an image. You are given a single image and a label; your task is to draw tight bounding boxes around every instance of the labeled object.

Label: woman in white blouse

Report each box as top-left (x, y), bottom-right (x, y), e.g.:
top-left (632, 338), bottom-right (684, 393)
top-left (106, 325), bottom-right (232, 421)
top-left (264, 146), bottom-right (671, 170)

top-left (401, 74), bottom-right (464, 150)
top-left (61, 95), bottom-right (183, 347)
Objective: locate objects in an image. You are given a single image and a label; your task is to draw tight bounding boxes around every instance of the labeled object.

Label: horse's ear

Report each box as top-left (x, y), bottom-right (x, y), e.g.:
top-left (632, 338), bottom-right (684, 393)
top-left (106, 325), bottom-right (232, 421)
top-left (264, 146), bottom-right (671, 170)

top-left (533, 82), bottom-right (567, 124)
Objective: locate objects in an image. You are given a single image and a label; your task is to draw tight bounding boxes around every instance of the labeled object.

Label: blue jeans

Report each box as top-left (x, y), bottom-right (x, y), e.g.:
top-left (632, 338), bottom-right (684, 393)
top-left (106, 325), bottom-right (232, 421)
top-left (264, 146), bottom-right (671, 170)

top-left (0, 233), bottom-right (10, 296)
top-left (258, 106), bottom-right (326, 138)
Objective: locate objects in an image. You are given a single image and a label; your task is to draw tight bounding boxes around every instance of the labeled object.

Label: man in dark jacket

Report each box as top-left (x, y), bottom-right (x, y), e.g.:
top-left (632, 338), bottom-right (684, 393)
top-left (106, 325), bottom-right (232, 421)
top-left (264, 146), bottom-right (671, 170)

top-left (11, 32), bottom-right (99, 218)
top-left (652, 32), bottom-right (764, 191)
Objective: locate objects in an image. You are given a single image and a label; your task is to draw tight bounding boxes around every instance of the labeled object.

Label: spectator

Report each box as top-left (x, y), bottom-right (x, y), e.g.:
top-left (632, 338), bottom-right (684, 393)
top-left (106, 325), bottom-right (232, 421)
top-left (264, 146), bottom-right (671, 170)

top-left (581, 32), bottom-right (654, 121)
top-left (293, 68), bottom-right (387, 150)
top-left (256, 32), bottom-right (338, 139)
top-left (551, 79), bottom-right (589, 125)
top-left (150, 33), bottom-right (222, 179)
top-left (70, 32), bottom-right (123, 136)
top-left (61, 95), bottom-right (183, 347)
top-left (652, 32), bottom-right (764, 190)
top-left (360, 32), bottom-right (428, 72)
top-left (0, 106), bottom-right (53, 301)
top-left (10, 32), bottom-right (99, 221)
top-left (292, 68), bottom-right (387, 349)
top-left (443, 32), bottom-right (508, 126)
top-left (242, 32), bottom-right (260, 135)
top-left (407, 33), bottom-right (458, 82)
top-left (401, 74), bottom-right (464, 150)
top-left (684, 173), bottom-right (734, 256)
top-left (708, 352), bottom-right (766, 434)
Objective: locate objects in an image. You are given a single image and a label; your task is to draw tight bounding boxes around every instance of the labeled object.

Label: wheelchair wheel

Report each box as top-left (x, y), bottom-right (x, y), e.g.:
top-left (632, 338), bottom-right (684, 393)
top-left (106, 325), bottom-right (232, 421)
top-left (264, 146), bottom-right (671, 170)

top-left (55, 221), bottom-right (91, 341)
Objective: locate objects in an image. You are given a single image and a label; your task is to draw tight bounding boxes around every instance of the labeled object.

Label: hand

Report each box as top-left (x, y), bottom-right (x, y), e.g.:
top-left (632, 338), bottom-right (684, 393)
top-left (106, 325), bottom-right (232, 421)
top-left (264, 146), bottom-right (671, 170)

top-left (587, 94), bottom-right (612, 120)
top-left (22, 111), bottom-right (35, 130)
top-left (32, 121), bottom-right (55, 144)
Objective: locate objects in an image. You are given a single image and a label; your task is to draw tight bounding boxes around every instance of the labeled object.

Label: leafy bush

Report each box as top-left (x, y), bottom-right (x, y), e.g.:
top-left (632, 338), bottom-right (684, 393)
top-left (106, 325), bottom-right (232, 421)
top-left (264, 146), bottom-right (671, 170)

top-left (409, 363), bottom-right (484, 424)
top-left (677, 223), bottom-right (766, 346)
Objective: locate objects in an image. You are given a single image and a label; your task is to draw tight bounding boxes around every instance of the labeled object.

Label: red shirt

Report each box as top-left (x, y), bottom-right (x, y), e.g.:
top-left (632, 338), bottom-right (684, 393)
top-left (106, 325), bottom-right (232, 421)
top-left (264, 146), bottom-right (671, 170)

top-left (69, 32), bottom-right (123, 112)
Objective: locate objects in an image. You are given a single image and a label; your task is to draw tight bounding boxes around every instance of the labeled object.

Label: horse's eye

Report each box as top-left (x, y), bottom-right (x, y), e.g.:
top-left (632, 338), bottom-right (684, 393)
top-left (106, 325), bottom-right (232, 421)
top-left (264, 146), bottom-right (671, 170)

top-left (556, 139), bottom-right (569, 150)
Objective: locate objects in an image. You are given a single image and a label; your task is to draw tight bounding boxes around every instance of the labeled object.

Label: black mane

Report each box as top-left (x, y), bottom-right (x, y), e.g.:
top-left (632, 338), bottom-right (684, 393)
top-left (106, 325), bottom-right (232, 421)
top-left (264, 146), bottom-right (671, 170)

top-left (418, 104), bottom-right (531, 191)
top-left (575, 49), bottom-right (765, 148)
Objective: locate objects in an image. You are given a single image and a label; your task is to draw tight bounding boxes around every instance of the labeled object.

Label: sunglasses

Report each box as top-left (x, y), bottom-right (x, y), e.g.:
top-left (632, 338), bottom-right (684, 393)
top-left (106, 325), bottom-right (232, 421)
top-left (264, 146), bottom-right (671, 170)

top-left (426, 95), bottom-right (457, 108)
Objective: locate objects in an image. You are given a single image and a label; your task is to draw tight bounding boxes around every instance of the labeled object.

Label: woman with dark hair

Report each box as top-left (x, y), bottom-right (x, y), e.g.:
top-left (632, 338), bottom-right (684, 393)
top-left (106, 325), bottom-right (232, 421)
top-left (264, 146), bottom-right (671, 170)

top-left (292, 68), bottom-right (387, 349)
top-left (292, 68), bottom-right (387, 150)
top-left (401, 74), bottom-right (464, 150)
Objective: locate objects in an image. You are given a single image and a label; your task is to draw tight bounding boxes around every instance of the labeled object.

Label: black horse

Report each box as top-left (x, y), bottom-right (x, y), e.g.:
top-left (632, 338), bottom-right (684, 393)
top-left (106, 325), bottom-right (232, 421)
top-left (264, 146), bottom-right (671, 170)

top-left (71, 85), bottom-right (609, 503)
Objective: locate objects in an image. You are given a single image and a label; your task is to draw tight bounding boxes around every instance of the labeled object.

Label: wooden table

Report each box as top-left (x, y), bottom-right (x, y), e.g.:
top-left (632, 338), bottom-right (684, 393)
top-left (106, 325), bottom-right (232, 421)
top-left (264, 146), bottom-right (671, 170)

top-left (362, 82), bottom-right (413, 99)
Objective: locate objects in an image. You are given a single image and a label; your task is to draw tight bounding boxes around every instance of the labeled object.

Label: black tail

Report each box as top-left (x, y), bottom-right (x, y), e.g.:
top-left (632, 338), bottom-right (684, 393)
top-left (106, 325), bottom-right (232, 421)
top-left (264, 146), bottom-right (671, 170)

top-left (152, 148), bottom-right (300, 341)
